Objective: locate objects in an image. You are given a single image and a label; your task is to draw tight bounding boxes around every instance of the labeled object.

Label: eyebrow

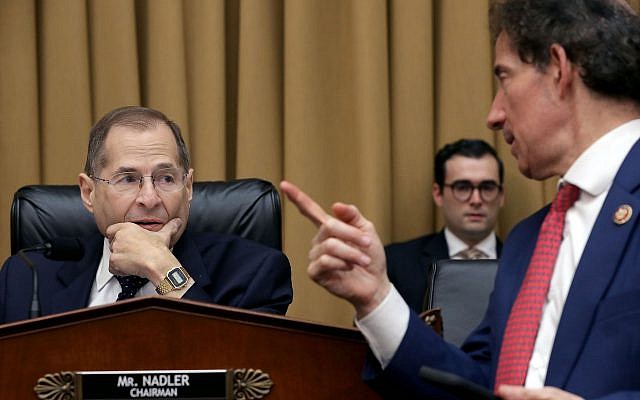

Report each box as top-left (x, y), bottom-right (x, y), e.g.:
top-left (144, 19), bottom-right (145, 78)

top-left (112, 162), bottom-right (177, 175)
top-left (451, 179), bottom-right (500, 185)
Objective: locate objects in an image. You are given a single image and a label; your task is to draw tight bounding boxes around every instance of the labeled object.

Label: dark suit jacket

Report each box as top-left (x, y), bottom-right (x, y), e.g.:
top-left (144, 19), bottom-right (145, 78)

top-left (366, 139), bottom-right (640, 399)
top-left (385, 231), bottom-right (502, 313)
top-left (0, 231), bottom-right (293, 324)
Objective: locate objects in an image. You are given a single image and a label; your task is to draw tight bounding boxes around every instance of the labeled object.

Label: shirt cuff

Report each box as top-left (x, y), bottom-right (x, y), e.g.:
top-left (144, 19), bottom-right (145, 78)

top-left (355, 284), bottom-right (410, 368)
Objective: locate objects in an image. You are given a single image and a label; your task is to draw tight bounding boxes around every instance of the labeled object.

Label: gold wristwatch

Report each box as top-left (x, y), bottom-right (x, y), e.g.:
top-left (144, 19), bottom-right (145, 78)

top-left (156, 266), bottom-right (190, 295)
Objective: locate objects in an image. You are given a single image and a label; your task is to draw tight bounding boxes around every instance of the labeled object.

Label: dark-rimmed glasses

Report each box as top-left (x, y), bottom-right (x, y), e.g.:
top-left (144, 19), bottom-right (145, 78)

top-left (442, 180), bottom-right (502, 202)
top-left (91, 168), bottom-right (188, 195)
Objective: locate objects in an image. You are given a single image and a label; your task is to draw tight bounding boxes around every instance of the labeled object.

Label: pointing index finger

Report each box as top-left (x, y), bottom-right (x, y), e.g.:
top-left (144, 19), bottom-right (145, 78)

top-left (280, 181), bottom-right (329, 227)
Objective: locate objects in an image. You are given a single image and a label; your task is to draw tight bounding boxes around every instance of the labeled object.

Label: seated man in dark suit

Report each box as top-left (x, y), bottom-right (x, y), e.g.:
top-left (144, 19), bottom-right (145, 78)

top-left (0, 105), bottom-right (293, 324)
top-left (385, 139), bottom-right (504, 313)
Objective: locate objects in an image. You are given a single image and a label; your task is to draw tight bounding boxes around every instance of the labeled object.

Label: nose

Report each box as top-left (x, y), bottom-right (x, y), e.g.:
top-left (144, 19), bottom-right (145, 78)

top-left (469, 187), bottom-right (483, 205)
top-left (135, 176), bottom-right (162, 208)
top-left (486, 90), bottom-right (505, 131)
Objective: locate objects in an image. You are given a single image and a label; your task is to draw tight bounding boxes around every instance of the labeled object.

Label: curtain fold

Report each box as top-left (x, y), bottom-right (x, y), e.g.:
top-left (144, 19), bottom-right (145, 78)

top-left (236, 0), bottom-right (283, 183)
top-left (0, 0), bottom-right (41, 248)
top-left (389, 0), bottom-right (434, 241)
top-left (39, 0), bottom-right (93, 182)
top-left (89, 0), bottom-right (141, 116)
top-left (139, 0), bottom-right (191, 141)
top-left (183, 0), bottom-right (227, 180)
top-left (3, 0), bottom-right (621, 326)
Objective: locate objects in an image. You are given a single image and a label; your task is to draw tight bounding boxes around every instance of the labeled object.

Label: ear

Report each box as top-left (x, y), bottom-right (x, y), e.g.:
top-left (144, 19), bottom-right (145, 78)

top-left (78, 173), bottom-right (96, 214)
top-left (432, 182), bottom-right (444, 207)
top-left (549, 43), bottom-right (575, 98)
top-left (185, 168), bottom-right (194, 203)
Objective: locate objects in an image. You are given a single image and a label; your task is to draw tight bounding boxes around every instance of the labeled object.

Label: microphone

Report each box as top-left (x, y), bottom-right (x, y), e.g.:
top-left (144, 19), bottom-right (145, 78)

top-left (18, 237), bottom-right (85, 318)
top-left (419, 365), bottom-right (501, 400)
top-left (41, 237), bottom-right (85, 261)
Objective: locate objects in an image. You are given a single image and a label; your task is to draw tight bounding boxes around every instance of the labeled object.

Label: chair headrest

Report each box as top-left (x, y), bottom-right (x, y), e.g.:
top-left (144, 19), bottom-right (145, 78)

top-left (11, 178), bottom-right (282, 254)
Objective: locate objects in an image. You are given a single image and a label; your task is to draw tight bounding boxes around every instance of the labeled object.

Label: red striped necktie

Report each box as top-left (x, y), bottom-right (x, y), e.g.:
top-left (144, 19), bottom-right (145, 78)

top-left (494, 183), bottom-right (580, 387)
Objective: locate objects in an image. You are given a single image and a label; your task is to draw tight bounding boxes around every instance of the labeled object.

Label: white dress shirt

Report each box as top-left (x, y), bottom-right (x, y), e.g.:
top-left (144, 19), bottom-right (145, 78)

top-left (88, 238), bottom-right (157, 306)
top-left (358, 119), bottom-right (640, 381)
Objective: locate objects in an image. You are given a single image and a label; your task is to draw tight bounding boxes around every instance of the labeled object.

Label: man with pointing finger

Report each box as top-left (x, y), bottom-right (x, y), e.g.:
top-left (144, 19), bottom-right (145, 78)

top-left (280, 0), bottom-right (640, 399)
top-left (0, 106), bottom-right (292, 324)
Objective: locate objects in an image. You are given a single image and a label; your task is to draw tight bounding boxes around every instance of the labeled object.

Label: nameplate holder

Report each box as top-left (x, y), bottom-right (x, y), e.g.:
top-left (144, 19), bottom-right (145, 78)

top-left (34, 368), bottom-right (273, 400)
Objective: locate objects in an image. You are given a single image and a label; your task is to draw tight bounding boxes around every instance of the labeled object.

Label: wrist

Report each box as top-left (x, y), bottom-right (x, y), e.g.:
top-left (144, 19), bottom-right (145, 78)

top-left (161, 277), bottom-right (194, 299)
top-left (355, 280), bottom-right (391, 320)
top-left (148, 251), bottom-right (181, 285)
top-left (155, 265), bottom-right (191, 295)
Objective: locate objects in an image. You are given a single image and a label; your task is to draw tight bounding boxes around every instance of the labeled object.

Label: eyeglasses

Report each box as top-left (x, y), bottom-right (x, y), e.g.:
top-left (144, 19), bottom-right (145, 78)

top-left (91, 168), bottom-right (188, 195)
top-left (443, 180), bottom-right (502, 202)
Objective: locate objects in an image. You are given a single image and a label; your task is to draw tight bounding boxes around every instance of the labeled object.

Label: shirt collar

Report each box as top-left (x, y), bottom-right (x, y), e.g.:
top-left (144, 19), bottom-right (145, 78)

top-left (95, 238), bottom-right (114, 292)
top-left (444, 228), bottom-right (497, 258)
top-left (563, 119), bottom-right (640, 195)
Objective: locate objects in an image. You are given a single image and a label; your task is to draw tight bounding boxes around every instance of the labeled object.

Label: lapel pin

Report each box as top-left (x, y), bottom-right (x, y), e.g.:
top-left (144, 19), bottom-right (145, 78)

top-left (613, 204), bottom-right (633, 225)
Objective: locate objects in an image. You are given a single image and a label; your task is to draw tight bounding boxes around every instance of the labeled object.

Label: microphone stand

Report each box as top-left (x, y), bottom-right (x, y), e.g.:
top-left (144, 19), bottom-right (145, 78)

top-left (17, 250), bottom-right (40, 319)
top-left (15, 238), bottom-right (84, 319)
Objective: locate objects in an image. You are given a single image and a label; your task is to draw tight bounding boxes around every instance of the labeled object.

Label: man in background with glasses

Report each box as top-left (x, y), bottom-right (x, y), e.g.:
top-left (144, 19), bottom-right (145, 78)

top-left (0, 106), bottom-right (292, 324)
top-left (385, 139), bottom-right (504, 314)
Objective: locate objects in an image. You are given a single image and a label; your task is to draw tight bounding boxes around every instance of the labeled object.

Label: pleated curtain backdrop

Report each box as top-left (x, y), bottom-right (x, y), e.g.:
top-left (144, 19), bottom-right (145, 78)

top-left (2, 0), bottom-right (638, 327)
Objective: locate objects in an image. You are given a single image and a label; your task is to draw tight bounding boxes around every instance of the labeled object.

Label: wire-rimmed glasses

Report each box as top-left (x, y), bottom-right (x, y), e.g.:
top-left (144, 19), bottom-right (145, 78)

top-left (91, 167), bottom-right (188, 195)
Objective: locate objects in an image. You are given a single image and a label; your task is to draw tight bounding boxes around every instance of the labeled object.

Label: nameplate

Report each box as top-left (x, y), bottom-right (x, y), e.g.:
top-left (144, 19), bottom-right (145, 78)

top-left (34, 368), bottom-right (274, 400)
top-left (78, 370), bottom-right (230, 399)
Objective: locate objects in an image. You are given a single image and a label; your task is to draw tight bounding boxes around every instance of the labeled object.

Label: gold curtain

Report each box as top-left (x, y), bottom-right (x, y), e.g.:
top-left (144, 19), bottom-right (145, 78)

top-left (4, 0), bottom-right (635, 327)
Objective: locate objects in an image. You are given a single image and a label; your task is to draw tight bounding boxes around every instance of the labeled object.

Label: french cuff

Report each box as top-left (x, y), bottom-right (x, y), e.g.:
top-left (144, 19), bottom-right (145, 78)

top-left (355, 284), bottom-right (410, 369)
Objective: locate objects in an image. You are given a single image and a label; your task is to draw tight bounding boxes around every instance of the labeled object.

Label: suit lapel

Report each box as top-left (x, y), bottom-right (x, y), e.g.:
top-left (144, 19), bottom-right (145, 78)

top-left (496, 235), bottom-right (503, 257)
top-left (546, 139), bottom-right (640, 387)
top-left (421, 231), bottom-right (449, 263)
top-left (48, 235), bottom-right (103, 315)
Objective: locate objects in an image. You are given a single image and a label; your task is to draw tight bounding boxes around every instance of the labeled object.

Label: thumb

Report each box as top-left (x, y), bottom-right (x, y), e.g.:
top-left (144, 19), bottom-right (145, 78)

top-left (332, 202), bottom-right (370, 231)
top-left (160, 218), bottom-right (183, 240)
top-left (495, 384), bottom-right (523, 399)
top-left (105, 222), bottom-right (126, 241)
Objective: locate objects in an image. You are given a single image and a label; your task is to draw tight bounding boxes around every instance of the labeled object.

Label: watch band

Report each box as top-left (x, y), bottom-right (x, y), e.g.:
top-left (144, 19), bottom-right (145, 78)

top-left (155, 266), bottom-right (190, 295)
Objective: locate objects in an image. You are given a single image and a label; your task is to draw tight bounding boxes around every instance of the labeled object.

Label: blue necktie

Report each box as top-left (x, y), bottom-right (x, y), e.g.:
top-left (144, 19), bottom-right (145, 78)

top-left (115, 275), bottom-right (149, 301)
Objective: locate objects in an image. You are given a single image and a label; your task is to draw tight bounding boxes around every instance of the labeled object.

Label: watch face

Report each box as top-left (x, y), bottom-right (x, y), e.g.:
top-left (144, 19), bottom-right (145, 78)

top-left (167, 268), bottom-right (188, 287)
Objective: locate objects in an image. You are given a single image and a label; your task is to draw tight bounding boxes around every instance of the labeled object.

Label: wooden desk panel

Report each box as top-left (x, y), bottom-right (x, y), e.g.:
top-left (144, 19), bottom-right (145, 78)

top-left (0, 297), bottom-right (379, 399)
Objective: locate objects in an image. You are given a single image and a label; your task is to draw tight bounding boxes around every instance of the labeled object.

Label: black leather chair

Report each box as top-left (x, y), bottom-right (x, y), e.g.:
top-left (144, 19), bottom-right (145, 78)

top-left (11, 178), bottom-right (282, 254)
top-left (423, 259), bottom-right (499, 347)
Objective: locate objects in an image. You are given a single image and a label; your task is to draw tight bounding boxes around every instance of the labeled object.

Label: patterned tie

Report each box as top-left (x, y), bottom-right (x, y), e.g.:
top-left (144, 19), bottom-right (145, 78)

top-left (116, 275), bottom-right (149, 301)
top-left (494, 183), bottom-right (580, 387)
top-left (457, 247), bottom-right (486, 260)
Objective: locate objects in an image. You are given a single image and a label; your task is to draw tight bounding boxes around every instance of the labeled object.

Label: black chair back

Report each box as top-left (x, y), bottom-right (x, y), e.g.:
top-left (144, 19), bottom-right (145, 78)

top-left (11, 178), bottom-right (282, 254)
top-left (424, 259), bottom-right (498, 347)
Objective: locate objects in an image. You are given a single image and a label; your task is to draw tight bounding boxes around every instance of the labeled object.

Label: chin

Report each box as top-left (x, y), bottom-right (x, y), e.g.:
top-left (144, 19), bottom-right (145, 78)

top-left (517, 163), bottom-right (533, 179)
top-left (464, 226), bottom-right (491, 238)
top-left (528, 168), bottom-right (556, 181)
